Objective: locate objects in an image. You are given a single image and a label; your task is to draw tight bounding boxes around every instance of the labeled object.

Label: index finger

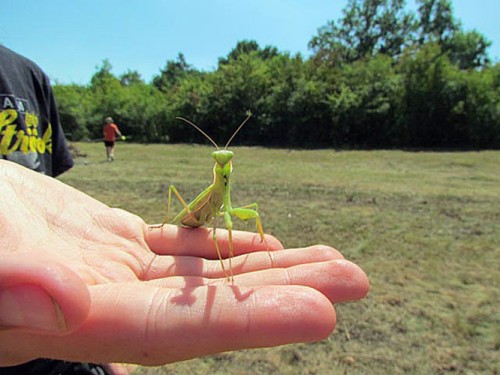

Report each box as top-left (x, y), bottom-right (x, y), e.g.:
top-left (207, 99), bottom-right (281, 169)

top-left (144, 224), bottom-right (283, 258)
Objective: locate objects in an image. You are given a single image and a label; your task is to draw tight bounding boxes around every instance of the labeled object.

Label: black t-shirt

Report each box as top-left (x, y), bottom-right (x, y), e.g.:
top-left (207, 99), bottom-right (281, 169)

top-left (0, 45), bottom-right (73, 177)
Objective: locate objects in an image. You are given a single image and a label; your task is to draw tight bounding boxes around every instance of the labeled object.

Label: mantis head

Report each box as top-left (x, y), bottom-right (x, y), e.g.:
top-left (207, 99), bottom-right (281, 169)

top-left (212, 150), bottom-right (233, 166)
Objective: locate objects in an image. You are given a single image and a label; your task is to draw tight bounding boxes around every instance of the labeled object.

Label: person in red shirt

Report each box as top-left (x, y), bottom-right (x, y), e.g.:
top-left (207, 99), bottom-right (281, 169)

top-left (103, 117), bottom-right (123, 161)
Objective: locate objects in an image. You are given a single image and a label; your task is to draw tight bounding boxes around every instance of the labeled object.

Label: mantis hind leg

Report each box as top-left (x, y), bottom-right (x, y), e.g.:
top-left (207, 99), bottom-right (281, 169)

top-left (151, 185), bottom-right (194, 228)
top-left (166, 185), bottom-right (194, 224)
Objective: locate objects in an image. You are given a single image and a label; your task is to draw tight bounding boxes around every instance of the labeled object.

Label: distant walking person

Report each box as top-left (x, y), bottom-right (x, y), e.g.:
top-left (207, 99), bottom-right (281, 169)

top-left (103, 117), bottom-right (123, 161)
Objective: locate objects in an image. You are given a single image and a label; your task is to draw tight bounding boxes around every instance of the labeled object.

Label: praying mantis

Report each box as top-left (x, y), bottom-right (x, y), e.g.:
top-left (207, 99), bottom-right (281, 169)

top-left (157, 112), bottom-right (267, 282)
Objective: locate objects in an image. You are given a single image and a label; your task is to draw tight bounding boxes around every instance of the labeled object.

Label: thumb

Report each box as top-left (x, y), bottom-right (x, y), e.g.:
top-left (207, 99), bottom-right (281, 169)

top-left (0, 256), bottom-right (90, 334)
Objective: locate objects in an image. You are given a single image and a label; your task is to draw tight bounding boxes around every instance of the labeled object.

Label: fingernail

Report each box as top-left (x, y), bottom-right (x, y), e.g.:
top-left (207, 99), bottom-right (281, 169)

top-left (0, 284), bottom-right (67, 332)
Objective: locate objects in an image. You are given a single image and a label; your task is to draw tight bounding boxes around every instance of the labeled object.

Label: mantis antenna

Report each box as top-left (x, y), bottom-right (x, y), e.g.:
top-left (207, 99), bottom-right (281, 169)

top-left (176, 117), bottom-right (219, 149)
top-left (224, 111), bottom-right (252, 149)
top-left (176, 111), bottom-right (252, 150)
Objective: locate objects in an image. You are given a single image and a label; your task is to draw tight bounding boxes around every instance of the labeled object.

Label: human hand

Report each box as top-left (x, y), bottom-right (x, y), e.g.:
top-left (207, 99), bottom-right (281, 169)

top-left (0, 160), bottom-right (369, 366)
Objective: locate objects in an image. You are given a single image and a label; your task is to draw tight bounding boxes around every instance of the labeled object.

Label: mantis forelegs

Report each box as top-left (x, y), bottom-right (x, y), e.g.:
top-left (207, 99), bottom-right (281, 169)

top-left (229, 204), bottom-right (272, 266)
top-left (229, 204), bottom-right (266, 243)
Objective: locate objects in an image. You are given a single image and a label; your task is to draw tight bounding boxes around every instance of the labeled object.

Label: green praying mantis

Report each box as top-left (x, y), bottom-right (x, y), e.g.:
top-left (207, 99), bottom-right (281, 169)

top-left (156, 112), bottom-right (267, 282)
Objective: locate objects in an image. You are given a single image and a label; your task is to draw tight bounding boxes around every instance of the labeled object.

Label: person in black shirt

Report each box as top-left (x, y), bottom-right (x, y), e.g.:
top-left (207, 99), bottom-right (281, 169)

top-left (0, 45), bottom-right (73, 176)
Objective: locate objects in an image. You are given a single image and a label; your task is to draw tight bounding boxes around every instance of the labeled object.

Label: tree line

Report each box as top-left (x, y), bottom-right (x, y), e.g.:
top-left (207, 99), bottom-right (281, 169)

top-left (54, 0), bottom-right (499, 149)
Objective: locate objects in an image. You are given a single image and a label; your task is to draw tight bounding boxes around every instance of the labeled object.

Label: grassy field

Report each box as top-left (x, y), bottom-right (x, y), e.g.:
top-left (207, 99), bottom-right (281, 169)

top-left (60, 143), bottom-right (500, 374)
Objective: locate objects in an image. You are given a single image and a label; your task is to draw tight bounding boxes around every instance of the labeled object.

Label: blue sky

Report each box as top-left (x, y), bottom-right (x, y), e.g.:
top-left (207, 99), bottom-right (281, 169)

top-left (1, 0), bottom-right (498, 84)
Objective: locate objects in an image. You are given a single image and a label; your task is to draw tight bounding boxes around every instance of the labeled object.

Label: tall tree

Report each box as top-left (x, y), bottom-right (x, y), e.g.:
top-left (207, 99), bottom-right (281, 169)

top-left (88, 60), bottom-right (125, 137)
top-left (153, 53), bottom-right (193, 92)
top-left (89, 59), bottom-right (116, 88)
top-left (53, 84), bottom-right (92, 141)
top-left (328, 54), bottom-right (402, 146)
top-left (416, 0), bottom-right (491, 69)
top-left (120, 70), bottom-right (144, 86)
top-left (309, 0), bottom-right (416, 65)
top-left (446, 30), bottom-right (491, 70)
top-left (416, 0), bottom-right (457, 45)
top-left (219, 40), bottom-right (279, 65)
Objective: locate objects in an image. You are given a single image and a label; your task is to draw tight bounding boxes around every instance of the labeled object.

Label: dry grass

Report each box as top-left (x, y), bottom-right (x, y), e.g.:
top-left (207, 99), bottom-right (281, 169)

top-left (60, 143), bottom-right (500, 374)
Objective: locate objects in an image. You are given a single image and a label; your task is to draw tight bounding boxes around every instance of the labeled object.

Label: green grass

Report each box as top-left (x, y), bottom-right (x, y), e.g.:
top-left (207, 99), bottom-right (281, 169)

top-left (60, 143), bottom-right (500, 374)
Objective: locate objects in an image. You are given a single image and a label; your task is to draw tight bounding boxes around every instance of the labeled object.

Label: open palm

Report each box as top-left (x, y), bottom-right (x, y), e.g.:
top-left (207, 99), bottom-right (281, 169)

top-left (0, 160), bottom-right (369, 366)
